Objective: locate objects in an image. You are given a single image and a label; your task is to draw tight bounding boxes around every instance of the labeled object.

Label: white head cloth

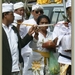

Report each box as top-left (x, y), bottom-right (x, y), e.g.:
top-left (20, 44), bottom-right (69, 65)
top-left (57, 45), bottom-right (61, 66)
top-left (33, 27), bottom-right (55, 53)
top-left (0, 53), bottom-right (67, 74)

top-left (2, 3), bottom-right (13, 13)
top-left (32, 4), bottom-right (43, 10)
top-left (66, 0), bottom-right (71, 8)
top-left (14, 2), bottom-right (24, 10)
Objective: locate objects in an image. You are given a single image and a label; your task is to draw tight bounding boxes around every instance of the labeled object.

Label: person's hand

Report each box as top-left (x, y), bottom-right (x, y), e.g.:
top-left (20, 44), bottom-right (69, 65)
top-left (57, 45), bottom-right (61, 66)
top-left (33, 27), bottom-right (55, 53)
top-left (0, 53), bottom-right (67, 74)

top-left (34, 26), bottom-right (41, 33)
top-left (28, 25), bottom-right (36, 36)
top-left (17, 20), bottom-right (23, 24)
top-left (17, 20), bottom-right (23, 31)
top-left (34, 26), bottom-right (40, 40)
top-left (42, 40), bottom-right (56, 50)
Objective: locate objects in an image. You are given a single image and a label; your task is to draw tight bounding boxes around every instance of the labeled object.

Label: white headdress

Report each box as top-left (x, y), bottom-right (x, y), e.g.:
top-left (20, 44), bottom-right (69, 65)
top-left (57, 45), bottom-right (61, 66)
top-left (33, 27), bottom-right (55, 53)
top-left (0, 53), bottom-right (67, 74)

top-left (14, 2), bottom-right (24, 10)
top-left (32, 4), bottom-right (43, 10)
top-left (66, 0), bottom-right (71, 8)
top-left (2, 3), bottom-right (13, 13)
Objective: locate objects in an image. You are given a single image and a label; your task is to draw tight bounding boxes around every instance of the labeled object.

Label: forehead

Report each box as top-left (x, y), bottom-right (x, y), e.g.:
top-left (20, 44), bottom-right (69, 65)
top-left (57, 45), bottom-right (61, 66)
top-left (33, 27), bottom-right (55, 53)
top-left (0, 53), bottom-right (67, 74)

top-left (40, 18), bottom-right (49, 21)
top-left (17, 7), bottom-right (24, 10)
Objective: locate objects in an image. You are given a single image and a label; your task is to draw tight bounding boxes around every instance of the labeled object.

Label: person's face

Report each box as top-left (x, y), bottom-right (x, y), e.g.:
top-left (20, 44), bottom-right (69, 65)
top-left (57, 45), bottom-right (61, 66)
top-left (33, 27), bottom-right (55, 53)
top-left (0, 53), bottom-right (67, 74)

top-left (15, 7), bottom-right (24, 16)
top-left (5, 12), bottom-right (14, 24)
top-left (66, 7), bottom-right (71, 22)
top-left (32, 9), bottom-right (43, 20)
top-left (39, 18), bottom-right (49, 31)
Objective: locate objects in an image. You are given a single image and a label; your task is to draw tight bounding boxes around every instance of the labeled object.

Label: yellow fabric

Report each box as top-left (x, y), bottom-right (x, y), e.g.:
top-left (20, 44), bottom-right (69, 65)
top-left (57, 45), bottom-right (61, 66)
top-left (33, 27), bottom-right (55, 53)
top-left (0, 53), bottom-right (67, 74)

top-left (33, 50), bottom-right (50, 57)
top-left (37, 0), bottom-right (51, 4)
top-left (55, 0), bottom-right (63, 4)
top-left (33, 50), bottom-right (50, 65)
top-left (60, 64), bottom-right (69, 75)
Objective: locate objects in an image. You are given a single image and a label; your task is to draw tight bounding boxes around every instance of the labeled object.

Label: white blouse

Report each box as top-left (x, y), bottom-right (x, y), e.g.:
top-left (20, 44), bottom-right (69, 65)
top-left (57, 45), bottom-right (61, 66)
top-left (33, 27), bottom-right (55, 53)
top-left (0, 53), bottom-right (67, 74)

top-left (29, 31), bottom-right (53, 52)
top-left (29, 31), bottom-right (53, 75)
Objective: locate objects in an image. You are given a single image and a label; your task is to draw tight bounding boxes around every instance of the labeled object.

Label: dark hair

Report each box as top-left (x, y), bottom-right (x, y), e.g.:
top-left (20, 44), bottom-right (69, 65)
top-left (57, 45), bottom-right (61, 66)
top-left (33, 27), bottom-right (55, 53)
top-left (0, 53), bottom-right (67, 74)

top-left (37, 15), bottom-right (50, 25)
top-left (66, 7), bottom-right (71, 11)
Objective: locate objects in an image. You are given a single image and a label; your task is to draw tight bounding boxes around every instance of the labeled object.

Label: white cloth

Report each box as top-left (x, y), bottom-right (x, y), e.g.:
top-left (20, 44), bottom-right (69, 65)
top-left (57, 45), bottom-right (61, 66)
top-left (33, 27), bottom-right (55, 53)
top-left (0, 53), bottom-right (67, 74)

top-left (29, 31), bottom-right (53, 75)
top-left (19, 18), bottom-right (37, 75)
top-left (2, 23), bottom-right (20, 72)
top-left (14, 13), bottom-right (22, 21)
top-left (66, 0), bottom-right (71, 8)
top-left (53, 22), bottom-right (71, 65)
top-left (32, 4), bottom-right (43, 10)
top-left (14, 2), bottom-right (24, 10)
top-left (61, 34), bottom-right (71, 50)
top-left (2, 3), bottom-right (13, 13)
top-left (12, 13), bottom-right (22, 27)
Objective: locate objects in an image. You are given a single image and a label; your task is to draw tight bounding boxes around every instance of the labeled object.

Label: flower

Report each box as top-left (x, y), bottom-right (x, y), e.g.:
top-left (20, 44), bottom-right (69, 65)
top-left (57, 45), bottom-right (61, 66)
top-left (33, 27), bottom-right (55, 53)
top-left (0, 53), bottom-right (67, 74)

top-left (28, 57), bottom-right (43, 75)
top-left (32, 61), bottom-right (41, 71)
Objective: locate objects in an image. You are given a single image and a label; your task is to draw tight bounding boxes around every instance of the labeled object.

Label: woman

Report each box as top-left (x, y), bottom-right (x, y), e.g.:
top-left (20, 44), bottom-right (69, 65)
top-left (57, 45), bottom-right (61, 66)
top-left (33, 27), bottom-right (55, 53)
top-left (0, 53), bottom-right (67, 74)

top-left (29, 15), bottom-right (56, 75)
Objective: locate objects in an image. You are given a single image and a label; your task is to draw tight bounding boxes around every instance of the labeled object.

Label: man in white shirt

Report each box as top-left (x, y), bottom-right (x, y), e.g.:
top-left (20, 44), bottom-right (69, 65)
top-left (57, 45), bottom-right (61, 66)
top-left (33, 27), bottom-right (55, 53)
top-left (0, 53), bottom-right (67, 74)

top-left (2, 3), bottom-right (36, 75)
top-left (19, 4), bottom-right (44, 75)
top-left (13, 2), bottom-right (25, 30)
top-left (52, 0), bottom-right (71, 75)
top-left (12, 2), bottom-right (26, 75)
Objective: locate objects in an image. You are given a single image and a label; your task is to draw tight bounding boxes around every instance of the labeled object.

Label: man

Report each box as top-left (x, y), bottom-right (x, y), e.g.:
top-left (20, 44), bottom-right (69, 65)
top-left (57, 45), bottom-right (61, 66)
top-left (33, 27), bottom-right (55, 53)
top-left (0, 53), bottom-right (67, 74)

top-left (52, 0), bottom-right (71, 75)
top-left (19, 4), bottom-right (44, 75)
top-left (14, 2), bottom-right (25, 20)
top-left (2, 3), bottom-right (36, 75)
top-left (20, 4), bottom-right (44, 36)
top-left (13, 2), bottom-right (25, 28)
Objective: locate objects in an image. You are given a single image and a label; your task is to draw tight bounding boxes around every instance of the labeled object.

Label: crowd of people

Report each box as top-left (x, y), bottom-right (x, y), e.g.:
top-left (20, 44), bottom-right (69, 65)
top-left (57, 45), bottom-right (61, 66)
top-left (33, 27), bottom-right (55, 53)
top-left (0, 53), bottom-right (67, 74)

top-left (2, 0), bottom-right (71, 75)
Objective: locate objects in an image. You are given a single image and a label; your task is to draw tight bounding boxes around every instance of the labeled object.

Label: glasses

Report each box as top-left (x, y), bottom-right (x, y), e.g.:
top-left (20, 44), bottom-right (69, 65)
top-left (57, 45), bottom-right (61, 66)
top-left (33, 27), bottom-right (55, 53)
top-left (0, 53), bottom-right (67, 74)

top-left (35, 10), bottom-right (43, 14)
